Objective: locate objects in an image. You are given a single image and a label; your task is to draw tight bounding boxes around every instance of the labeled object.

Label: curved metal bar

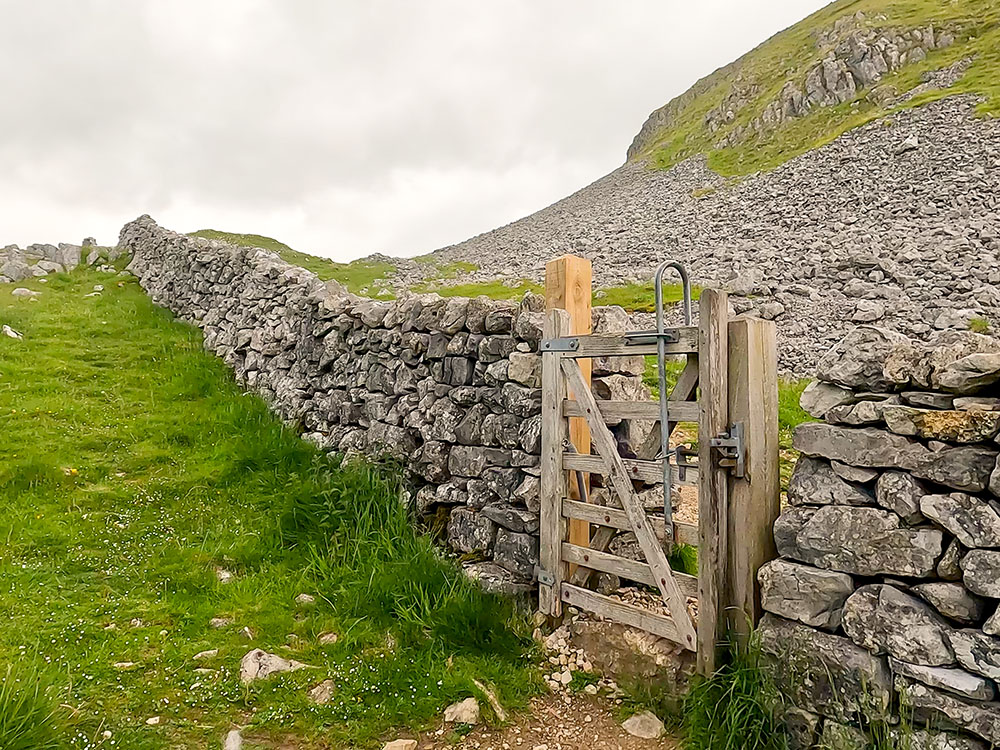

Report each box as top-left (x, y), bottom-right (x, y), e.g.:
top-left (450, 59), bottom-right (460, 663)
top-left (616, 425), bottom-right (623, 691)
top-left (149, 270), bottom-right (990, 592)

top-left (653, 260), bottom-right (692, 547)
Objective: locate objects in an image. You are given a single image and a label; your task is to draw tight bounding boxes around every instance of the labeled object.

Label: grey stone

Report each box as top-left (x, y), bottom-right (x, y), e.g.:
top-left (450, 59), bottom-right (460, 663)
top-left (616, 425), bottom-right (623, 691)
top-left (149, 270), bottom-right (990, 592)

top-left (911, 582), bottom-right (987, 625)
top-left (780, 707), bottom-right (820, 750)
top-left (895, 730), bottom-right (989, 750)
top-left (774, 504), bottom-right (943, 577)
top-left (481, 503), bottom-right (538, 533)
top-left (758, 559), bottom-right (854, 630)
top-left (898, 677), bottom-right (1000, 745)
top-left (443, 697), bottom-right (480, 724)
top-left (842, 585), bottom-right (955, 667)
top-left (786, 455), bottom-right (873, 506)
top-left (954, 397), bottom-right (1000, 411)
top-left (935, 353), bottom-right (1000, 395)
top-left (948, 629), bottom-right (1000, 681)
top-left (621, 711), bottom-right (664, 739)
top-left (825, 395), bottom-right (900, 426)
top-left (919, 492), bottom-right (1000, 548)
top-left (889, 657), bottom-right (995, 701)
top-left (937, 539), bottom-right (965, 581)
top-left (903, 391), bottom-right (956, 410)
top-left (794, 423), bottom-right (928, 470)
top-left (830, 461), bottom-right (879, 484)
top-left (815, 326), bottom-right (909, 391)
top-left (819, 721), bottom-right (867, 750)
top-left (758, 614), bottom-right (892, 723)
top-left (447, 509), bottom-right (497, 554)
top-left (984, 607), bottom-right (1000, 637)
top-left (883, 406), bottom-right (1000, 443)
top-left (799, 380), bottom-right (857, 418)
top-left (239, 649), bottom-right (310, 683)
top-left (875, 470), bottom-right (926, 524)
top-left (962, 549), bottom-right (1000, 597)
top-left (492, 529), bottom-right (538, 579)
top-left (911, 446), bottom-right (998, 493)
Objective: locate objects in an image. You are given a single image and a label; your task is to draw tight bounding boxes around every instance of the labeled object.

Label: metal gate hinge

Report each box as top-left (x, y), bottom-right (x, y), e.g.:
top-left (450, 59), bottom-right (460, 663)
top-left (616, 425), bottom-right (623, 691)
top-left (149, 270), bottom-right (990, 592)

top-left (534, 566), bottom-right (555, 586)
top-left (710, 422), bottom-right (745, 478)
top-left (540, 337), bottom-right (579, 353)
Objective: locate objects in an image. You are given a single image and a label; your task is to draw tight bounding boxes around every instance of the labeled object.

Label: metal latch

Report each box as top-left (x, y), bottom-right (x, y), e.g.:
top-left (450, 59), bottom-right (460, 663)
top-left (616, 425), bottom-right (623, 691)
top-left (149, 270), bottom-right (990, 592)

top-left (710, 422), bottom-right (745, 478)
top-left (623, 329), bottom-right (681, 346)
top-left (674, 446), bottom-right (698, 483)
top-left (540, 337), bottom-right (580, 353)
top-left (534, 566), bottom-right (555, 586)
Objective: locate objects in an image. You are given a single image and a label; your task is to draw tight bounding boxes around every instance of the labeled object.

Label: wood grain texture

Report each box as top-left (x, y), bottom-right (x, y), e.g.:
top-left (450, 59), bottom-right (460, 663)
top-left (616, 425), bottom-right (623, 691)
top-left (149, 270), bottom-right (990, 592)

top-left (561, 499), bottom-right (699, 547)
top-left (561, 584), bottom-right (688, 647)
top-left (545, 255), bottom-right (592, 554)
top-left (554, 329), bottom-right (699, 358)
top-left (563, 399), bottom-right (699, 423)
top-left (561, 542), bottom-right (699, 597)
top-left (696, 289), bottom-right (730, 676)
top-left (560, 358), bottom-right (698, 649)
top-left (539, 308), bottom-right (571, 617)
top-left (726, 317), bottom-right (780, 643)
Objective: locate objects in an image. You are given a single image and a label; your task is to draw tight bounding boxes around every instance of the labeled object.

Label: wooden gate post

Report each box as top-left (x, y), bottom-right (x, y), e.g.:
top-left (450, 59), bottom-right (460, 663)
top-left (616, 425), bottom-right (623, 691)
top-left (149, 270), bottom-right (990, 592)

top-left (697, 289), bottom-right (730, 677)
top-left (545, 256), bottom-right (593, 555)
top-left (726, 318), bottom-right (780, 644)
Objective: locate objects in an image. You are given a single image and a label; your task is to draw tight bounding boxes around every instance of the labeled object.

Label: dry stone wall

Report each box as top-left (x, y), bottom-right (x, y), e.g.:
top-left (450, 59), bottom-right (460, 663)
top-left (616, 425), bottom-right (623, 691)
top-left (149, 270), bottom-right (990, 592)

top-left (761, 325), bottom-right (1000, 749)
top-left (120, 216), bottom-right (648, 596)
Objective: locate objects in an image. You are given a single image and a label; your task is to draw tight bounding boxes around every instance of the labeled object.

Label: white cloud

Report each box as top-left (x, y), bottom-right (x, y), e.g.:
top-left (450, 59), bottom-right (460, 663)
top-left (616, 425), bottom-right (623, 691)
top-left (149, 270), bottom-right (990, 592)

top-left (0, 0), bottom-right (829, 258)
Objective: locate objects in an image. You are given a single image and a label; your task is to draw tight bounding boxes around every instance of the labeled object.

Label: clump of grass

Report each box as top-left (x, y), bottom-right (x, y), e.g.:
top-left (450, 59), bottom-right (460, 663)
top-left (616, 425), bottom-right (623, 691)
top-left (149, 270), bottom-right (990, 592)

top-left (683, 634), bottom-right (786, 750)
top-left (969, 316), bottom-right (991, 334)
top-left (0, 663), bottom-right (68, 750)
top-left (668, 543), bottom-right (698, 577)
top-left (593, 282), bottom-right (702, 313)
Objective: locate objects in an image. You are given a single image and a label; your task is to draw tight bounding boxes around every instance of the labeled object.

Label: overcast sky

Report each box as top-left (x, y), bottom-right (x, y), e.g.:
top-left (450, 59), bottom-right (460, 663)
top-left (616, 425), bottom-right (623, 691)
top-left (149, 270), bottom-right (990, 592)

top-left (1, 0), bottom-right (828, 260)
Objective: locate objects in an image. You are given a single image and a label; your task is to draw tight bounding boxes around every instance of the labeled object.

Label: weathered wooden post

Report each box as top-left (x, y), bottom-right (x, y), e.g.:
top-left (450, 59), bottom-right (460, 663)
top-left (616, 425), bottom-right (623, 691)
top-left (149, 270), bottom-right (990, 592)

top-left (726, 317), bottom-right (780, 644)
top-left (697, 288), bottom-right (730, 676)
top-left (544, 256), bottom-right (593, 558)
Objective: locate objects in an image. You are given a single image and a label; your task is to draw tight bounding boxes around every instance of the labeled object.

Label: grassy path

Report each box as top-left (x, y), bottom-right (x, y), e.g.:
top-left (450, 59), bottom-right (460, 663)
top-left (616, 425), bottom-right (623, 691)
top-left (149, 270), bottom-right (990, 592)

top-left (0, 271), bottom-right (536, 748)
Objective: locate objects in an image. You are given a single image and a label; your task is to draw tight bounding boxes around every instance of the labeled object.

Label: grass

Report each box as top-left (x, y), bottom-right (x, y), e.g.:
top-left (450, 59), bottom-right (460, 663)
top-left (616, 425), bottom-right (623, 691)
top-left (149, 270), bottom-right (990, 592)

top-left (635, 0), bottom-right (1000, 177)
top-left (0, 269), bottom-right (537, 748)
top-left (414, 279), bottom-right (544, 301)
top-left (0, 663), bottom-right (70, 750)
top-left (593, 282), bottom-right (702, 314)
top-left (189, 229), bottom-right (398, 298)
top-left (681, 635), bottom-right (786, 750)
top-left (969, 316), bottom-right (991, 334)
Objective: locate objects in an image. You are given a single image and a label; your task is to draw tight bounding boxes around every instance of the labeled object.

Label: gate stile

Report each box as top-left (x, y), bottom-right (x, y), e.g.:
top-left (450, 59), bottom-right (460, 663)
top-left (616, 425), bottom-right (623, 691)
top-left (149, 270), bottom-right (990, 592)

top-left (537, 283), bottom-right (779, 676)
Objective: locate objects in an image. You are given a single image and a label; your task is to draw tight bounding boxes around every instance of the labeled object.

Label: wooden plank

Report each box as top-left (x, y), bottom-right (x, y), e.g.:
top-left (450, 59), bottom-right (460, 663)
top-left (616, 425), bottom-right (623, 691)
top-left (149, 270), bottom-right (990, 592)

top-left (562, 452), bottom-right (699, 486)
top-left (563, 399), bottom-right (699, 423)
top-left (639, 354), bottom-right (700, 460)
top-left (539, 308), bottom-right (571, 617)
top-left (697, 289), bottom-right (730, 677)
top-left (561, 543), bottom-right (699, 598)
top-left (562, 499), bottom-right (699, 547)
top-left (560, 358), bottom-right (698, 649)
top-left (726, 317), bottom-right (780, 644)
top-left (556, 328), bottom-right (699, 358)
top-left (561, 583), bottom-right (692, 649)
top-left (568, 525), bottom-right (616, 588)
top-left (546, 255), bottom-right (592, 555)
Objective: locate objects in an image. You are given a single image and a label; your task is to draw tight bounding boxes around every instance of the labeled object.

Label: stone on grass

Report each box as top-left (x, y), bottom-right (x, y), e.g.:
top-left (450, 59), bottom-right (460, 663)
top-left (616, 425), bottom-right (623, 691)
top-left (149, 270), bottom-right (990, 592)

top-left (948, 629), bottom-right (1000, 681)
top-left (224, 729), bottom-right (242, 750)
top-left (758, 559), bottom-right (853, 630)
top-left (889, 657), bottom-right (995, 701)
top-left (318, 632), bottom-right (339, 645)
top-left (961, 550), bottom-right (1000, 597)
top-left (919, 492), bottom-right (1000, 548)
top-left (758, 614), bottom-right (891, 723)
top-left (193, 649), bottom-right (218, 661)
top-left (443, 696), bottom-right (480, 724)
top-left (11, 287), bottom-right (41, 299)
top-left (382, 741), bottom-right (417, 750)
top-left (308, 679), bottom-right (335, 705)
top-left (1, 324), bottom-right (22, 339)
top-left (238, 649), bottom-right (310, 684)
top-left (295, 593), bottom-right (316, 606)
top-left (911, 582), bottom-right (987, 625)
top-left (841, 585), bottom-right (955, 667)
top-left (621, 711), bottom-right (664, 739)
top-left (209, 617), bottom-right (232, 629)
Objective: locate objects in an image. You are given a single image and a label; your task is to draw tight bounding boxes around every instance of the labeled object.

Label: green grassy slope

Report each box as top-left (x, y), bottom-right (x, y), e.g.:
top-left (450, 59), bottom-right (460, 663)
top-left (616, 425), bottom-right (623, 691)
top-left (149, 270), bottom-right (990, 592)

top-left (190, 229), bottom-right (397, 298)
top-left (632, 0), bottom-right (1000, 176)
top-left (0, 270), bottom-right (535, 748)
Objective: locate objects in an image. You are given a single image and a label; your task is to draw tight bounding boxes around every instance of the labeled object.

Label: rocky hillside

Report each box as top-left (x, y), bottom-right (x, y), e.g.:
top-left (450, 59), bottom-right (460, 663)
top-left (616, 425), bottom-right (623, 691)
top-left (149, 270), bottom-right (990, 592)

top-left (416, 0), bottom-right (1000, 376)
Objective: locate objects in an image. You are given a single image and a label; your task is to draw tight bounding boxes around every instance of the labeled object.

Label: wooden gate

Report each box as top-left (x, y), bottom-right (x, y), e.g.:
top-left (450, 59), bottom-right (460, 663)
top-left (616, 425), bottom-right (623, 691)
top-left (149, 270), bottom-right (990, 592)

top-left (537, 286), bottom-right (780, 676)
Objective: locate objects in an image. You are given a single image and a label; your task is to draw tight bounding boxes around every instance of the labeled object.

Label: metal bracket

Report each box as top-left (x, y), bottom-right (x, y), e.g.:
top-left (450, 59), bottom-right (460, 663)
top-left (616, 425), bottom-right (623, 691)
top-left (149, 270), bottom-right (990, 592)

top-left (710, 421), bottom-right (745, 478)
top-left (534, 566), bottom-right (555, 587)
top-left (540, 337), bottom-right (579, 353)
top-left (623, 329), bottom-right (681, 346)
top-left (675, 446), bottom-right (698, 483)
